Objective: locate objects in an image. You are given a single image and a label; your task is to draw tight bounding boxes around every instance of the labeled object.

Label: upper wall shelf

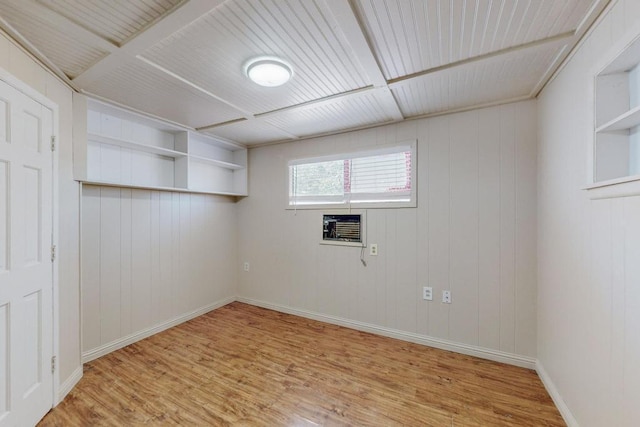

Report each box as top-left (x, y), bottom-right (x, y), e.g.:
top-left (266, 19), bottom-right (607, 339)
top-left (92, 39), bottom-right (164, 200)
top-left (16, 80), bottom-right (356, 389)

top-left (189, 154), bottom-right (244, 170)
top-left (87, 132), bottom-right (188, 158)
top-left (79, 179), bottom-right (246, 197)
top-left (595, 105), bottom-right (640, 133)
top-left (73, 95), bottom-right (248, 196)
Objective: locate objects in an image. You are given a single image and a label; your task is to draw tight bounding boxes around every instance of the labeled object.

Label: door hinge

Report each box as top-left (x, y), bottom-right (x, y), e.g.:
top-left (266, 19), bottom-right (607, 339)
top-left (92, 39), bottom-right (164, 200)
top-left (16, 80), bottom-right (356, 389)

top-left (51, 356), bottom-right (56, 374)
top-left (50, 135), bottom-right (56, 152)
top-left (51, 244), bottom-right (56, 262)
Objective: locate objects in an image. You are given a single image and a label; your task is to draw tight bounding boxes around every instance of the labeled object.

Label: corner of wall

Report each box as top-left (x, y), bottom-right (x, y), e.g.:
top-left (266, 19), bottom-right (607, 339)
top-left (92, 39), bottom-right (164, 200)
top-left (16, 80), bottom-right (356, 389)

top-left (536, 360), bottom-right (579, 427)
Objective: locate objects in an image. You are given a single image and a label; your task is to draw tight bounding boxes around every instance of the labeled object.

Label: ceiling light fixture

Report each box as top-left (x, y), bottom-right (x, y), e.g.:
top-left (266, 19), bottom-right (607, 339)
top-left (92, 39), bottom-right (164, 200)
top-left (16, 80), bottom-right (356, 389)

top-left (245, 57), bottom-right (292, 87)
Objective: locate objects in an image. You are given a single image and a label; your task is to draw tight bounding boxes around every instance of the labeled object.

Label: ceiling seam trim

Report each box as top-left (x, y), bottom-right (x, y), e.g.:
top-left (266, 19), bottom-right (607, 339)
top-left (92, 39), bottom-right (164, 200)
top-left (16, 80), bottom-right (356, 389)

top-left (387, 30), bottom-right (576, 87)
top-left (252, 86), bottom-right (377, 120)
top-left (71, 0), bottom-right (227, 88)
top-left (250, 119), bottom-right (300, 140)
top-left (81, 89), bottom-right (247, 149)
top-left (323, 0), bottom-right (404, 120)
top-left (196, 116), bottom-right (300, 140)
top-left (116, 0), bottom-right (198, 48)
top-left (534, 0), bottom-right (613, 97)
top-left (0, 17), bottom-right (76, 90)
top-left (18, 0), bottom-right (118, 53)
top-left (136, 55), bottom-right (254, 118)
top-left (529, 45), bottom-right (569, 98)
top-left (197, 118), bottom-right (248, 131)
top-left (256, 95), bottom-right (534, 149)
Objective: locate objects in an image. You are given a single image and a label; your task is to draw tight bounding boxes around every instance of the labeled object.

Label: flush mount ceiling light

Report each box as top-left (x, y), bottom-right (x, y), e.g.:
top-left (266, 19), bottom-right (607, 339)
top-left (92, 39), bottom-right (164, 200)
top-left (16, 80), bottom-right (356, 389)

top-left (245, 57), bottom-right (292, 87)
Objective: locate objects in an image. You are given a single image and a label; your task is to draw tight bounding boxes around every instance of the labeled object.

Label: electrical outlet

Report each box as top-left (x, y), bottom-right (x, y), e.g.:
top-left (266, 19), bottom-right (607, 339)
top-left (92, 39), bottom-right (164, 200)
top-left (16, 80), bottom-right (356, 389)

top-left (243, 262), bottom-right (250, 272)
top-left (442, 290), bottom-right (451, 304)
top-left (369, 244), bottom-right (378, 256)
top-left (423, 286), bottom-right (433, 301)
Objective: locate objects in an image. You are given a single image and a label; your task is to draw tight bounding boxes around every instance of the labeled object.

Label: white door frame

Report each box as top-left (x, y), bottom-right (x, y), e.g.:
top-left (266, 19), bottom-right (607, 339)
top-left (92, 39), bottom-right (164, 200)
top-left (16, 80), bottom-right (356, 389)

top-left (0, 67), bottom-right (60, 405)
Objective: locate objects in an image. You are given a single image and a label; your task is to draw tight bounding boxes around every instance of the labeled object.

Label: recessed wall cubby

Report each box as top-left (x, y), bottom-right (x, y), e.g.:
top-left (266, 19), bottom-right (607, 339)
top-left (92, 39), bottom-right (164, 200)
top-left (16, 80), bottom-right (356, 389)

top-left (593, 34), bottom-right (640, 186)
top-left (73, 94), bottom-right (247, 196)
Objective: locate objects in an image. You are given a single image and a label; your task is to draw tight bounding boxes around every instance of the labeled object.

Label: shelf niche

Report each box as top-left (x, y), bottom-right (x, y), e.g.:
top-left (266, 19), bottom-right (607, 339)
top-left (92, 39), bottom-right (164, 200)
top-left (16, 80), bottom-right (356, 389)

top-left (594, 35), bottom-right (640, 183)
top-left (73, 94), bottom-right (248, 196)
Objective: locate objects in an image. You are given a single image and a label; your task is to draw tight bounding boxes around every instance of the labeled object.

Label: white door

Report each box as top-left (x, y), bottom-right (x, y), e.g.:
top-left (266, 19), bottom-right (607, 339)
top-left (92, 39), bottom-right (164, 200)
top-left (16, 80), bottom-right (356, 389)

top-left (0, 79), bottom-right (54, 426)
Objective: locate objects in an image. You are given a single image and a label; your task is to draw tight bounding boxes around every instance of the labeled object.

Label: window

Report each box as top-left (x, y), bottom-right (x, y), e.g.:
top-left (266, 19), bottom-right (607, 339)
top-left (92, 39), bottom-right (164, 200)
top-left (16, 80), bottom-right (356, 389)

top-left (288, 141), bottom-right (416, 208)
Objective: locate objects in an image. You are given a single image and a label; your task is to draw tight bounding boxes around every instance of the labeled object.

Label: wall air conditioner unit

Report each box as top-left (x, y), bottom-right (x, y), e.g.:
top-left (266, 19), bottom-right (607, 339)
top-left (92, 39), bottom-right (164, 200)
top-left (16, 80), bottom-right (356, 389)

top-left (321, 213), bottom-right (365, 247)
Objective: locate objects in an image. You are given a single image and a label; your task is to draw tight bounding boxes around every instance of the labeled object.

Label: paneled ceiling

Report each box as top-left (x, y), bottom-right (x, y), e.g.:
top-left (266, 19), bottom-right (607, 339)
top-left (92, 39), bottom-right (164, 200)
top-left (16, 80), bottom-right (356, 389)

top-left (0, 0), bottom-right (610, 146)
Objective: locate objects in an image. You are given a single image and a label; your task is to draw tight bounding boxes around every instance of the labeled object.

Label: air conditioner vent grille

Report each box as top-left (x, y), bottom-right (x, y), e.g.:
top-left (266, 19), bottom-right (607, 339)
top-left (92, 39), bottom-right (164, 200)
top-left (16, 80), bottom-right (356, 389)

top-left (323, 214), bottom-right (362, 243)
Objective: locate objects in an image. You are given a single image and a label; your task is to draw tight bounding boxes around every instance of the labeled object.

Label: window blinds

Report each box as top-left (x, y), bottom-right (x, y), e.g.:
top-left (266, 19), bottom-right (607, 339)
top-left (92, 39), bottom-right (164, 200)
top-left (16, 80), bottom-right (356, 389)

top-left (289, 143), bottom-right (415, 207)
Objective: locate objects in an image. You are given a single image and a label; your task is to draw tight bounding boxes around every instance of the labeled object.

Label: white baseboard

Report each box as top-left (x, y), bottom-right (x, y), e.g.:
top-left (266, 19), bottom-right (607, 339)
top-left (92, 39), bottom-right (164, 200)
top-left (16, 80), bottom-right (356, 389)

top-left (536, 360), bottom-right (579, 427)
top-left (237, 297), bottom-right (537, 370)
top-left (82, 296), bottom-right (236, 363)
top-left (56, 365), bottom-right (82, 405)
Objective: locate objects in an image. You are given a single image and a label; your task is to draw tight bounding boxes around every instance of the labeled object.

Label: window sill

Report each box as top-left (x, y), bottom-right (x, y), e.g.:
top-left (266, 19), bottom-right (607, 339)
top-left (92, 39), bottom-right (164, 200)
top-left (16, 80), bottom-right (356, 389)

top-left (584, 174), bottom-right (640, 199)
top-left (286, 201), bottom-right (416, 210)
top-left (319, 240), bottom-right (365, 248)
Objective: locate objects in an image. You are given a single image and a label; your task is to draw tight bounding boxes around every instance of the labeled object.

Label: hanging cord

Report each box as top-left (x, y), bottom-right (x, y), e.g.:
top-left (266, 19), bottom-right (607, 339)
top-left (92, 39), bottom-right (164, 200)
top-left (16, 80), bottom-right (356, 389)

top-left (347, 158), bottom-right (352, 214)
top-left (292, 165), bottom-right (298, 216)
top-left (360, 244), bottom-right (367, 266)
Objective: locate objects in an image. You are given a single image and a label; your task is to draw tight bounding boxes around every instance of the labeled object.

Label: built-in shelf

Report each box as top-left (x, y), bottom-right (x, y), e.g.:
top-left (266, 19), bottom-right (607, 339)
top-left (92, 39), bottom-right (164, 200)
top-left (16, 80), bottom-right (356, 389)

top-left (73, 95), bottom-right (248, 197)
top-left (595, 105), bottom-right (640, 133)
top-left (80, 180), bottom-right (245, 197)
top-left (88, 133), bottom-right (188, 158)
top-left (583, 174), bottom-right (640, 199)
top-left (189, 154), bottom-right (244, 170)
top-left (590, 30), bottom-right (640, 196)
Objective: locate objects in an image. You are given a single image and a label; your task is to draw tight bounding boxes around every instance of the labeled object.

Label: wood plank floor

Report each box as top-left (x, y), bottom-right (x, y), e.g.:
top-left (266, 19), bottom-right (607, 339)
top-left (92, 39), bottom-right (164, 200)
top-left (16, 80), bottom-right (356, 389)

top-left (40, 302), bottom-right (564, 426)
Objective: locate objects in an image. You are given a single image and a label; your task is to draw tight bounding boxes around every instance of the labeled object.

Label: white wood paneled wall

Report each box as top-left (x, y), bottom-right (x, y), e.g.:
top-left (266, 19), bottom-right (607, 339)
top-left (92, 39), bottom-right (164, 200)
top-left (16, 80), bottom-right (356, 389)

top-left (81, 186), bottom-right (237, 357)
top-left (538, 0), bottom-right (640, 425)
top-left (237, 100), bottom-right (537, 359)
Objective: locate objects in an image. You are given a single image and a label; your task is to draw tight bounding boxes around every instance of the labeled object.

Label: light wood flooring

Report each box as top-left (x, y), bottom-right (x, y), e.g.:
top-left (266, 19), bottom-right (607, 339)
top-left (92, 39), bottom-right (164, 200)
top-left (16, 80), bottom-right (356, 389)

top-left (40, 302), bottom-right (564, 426)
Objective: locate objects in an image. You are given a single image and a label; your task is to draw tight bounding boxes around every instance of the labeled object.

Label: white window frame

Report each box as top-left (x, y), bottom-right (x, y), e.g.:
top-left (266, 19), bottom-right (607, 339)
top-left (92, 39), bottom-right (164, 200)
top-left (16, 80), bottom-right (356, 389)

top-left (286, 140), bottom-right (417, 210)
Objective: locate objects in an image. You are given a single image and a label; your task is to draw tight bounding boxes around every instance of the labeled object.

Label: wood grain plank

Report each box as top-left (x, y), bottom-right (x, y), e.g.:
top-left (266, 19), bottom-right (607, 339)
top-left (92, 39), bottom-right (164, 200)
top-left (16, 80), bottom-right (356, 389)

top-left (99, 186), bottom-right (121, 345)
top-left (395, 208), bottom-right (417, 333)
top-left (384, 209), bottom-right (398, 329)
top-left (81, 185), bottom-right (101, 352)
top-left (622, 196), bottom-right (640, 424)
top-left (428, 115), bottom-right (451, 339)
top-left (40, 303), bottom-right (564, 427)
top-left (119, 188), bottom-right (132, 338)
top-left (449, 110), bottom-right (480, 345)
top-left (478, 106), bottom-right (501, 351)
top-left (131, 189), bottom-right (152, 331)
top-left (514, 101), bottom-right (538, 358)
top-left (150, 190), bottom-right (161, 325)
top-left (170, 192), bottom-right (181, 318)
top-left (499, 104), bottom-right (516, 353)
top-left (416, 120), bottom-right (430, 336)
top-left (158, 192), bottom-right (173, 320)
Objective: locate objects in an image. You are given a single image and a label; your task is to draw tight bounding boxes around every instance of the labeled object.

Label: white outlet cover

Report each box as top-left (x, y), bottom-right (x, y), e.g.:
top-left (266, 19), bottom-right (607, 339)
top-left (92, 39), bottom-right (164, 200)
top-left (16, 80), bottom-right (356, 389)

top-left (423, 286), bottom-right (433, 301)
top-left (442, 290), bottom-right (451, 303)
top-left (370, 244), bottom-right (378, 256)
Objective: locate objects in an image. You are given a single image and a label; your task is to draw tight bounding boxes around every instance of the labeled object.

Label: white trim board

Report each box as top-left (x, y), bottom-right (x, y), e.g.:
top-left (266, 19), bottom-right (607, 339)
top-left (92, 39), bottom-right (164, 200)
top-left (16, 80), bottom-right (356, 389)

top-left (81, 296), bottom-right (236, 363)
top-left (237, 297), bottom-right (537, 370)
top-left (56, 366), bottom-right (82, 405)
top-left (536, 360), bottom-right (579, 427)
